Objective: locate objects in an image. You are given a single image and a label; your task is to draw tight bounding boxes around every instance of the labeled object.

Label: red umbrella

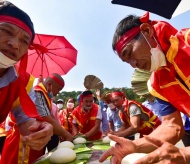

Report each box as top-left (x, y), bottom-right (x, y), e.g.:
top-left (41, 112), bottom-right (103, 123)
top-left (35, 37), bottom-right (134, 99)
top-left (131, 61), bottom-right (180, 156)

top-left (26, 33), bottom-right (77, 78)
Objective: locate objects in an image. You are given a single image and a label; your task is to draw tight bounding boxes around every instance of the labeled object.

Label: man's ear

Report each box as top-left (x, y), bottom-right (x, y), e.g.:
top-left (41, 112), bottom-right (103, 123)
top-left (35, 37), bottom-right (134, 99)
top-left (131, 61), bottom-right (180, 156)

top-left (47, 82), bottom-right (52, 92)
top-left (140, 23), bottom-right (154, 37)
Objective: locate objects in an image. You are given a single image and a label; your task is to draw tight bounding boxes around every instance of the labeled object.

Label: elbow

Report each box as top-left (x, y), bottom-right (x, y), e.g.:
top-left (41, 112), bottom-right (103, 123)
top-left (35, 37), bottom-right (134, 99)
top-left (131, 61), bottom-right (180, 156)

top-left (167, 120), bottom-right (185, 144)
top-left (130, 126), bottom-right (139, 134)
top-left (178, 124), bottom-right (185, 141)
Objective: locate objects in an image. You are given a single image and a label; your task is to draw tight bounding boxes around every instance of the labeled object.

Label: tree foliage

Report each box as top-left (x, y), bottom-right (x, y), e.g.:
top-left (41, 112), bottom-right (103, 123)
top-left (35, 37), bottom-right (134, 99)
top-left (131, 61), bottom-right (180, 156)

top-left (54, 87), bottom-right (145, 104)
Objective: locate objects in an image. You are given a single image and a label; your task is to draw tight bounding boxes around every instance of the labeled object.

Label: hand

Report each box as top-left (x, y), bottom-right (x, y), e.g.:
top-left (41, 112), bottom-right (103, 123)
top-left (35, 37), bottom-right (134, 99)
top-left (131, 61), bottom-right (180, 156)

top-left (99, 134), bottom-right (137, 164)
top-left (134, 136), bottom-right (190, 164)
top-left (102, 130), bottom-right (110, 137)
top-left (108, 131), bottom-right (115, 135)
top-left (73, 133), bottom-right (85, 139)
top-left (21, 121), bottom-right (53, 150)
top-left (95, 89), bottom-right (101, 99)
top-left (64, 132), bottom-right (73, 141)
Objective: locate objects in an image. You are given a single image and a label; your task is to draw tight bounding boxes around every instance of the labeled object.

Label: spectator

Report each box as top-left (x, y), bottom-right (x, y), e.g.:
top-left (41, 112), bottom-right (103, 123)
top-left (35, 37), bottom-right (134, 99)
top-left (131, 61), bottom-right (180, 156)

top-left (59, 97), bottom-right (75, 134)
top-left (95, 89), bottom-right (110, 136)
top-left (56, 99), bottom-right (64, 112)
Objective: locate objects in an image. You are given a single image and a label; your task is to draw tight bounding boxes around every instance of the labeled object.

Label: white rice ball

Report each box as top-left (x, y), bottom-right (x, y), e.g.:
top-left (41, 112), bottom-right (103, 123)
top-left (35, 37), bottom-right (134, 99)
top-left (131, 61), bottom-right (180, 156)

top-left (110, 140), bottom-right (116, 147)
top-left (57, 141), bottom-right (74, 149)
top-left (121, 153), bottom-right (147, 164)
top-left (102, 136), bottom-right (111, 144)
top-left (50, 148), bottom-right (76, 163)
top-left (73, 137), bottom-right (87, 144)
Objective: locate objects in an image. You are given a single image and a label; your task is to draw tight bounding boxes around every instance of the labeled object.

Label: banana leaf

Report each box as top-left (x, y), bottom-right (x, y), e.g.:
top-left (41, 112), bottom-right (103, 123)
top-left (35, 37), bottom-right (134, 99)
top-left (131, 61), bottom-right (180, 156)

top-left (34, 144), bottom-right (92, 164)
top-left (74, 146), bottom-right (92, 154)
top-left (131, 69), bottom-right (152, 96)
top-left (92, 139), bottom-right (103, 145)
top-left (91, 145), bottom-right (111, 151)
top-left (34, 152), bottom-right (92, 164)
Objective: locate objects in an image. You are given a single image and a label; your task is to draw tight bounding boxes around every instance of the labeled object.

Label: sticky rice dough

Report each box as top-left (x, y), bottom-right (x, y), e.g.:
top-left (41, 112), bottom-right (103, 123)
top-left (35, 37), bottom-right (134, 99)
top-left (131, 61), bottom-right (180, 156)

top-left (50, 148), bottom-right (76, 163)
top-left (73, 137), bottom-right (87, 144)
top-left (121, 153), bottom-right (147, 164)
top-left (57, 141), bottom-right (75, 149)
top-left (102, 136), bottom-right (111, 143)
top-left (110, 140), bottom-right (116, 147)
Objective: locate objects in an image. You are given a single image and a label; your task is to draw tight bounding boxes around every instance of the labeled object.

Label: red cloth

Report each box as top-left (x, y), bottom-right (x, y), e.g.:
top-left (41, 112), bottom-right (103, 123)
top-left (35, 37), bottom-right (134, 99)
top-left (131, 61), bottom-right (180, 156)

top-left (152, 20), bottom-right (177, 54)
top-left (150, 28), bottom-right (190, 116)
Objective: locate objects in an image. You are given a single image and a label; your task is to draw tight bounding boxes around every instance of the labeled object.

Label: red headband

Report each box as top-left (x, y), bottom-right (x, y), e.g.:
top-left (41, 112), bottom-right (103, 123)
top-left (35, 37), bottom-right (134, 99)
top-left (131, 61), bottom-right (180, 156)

top-left (115, 12), bottom-right (150, 56)
top-left (50, 75), bottom-right (65, 88)
top-left (80, 93), bottom-right (93, 101)
top-left (111, 91), bottom-right (125, 98)
top-left (0, 15), bottom-right (32, 38)
top-left (115, 27), bottom-right (140, 56)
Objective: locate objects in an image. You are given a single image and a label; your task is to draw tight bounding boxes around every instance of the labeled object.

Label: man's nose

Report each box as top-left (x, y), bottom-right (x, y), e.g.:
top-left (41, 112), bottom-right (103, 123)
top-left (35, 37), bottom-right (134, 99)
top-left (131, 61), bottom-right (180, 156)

top-left (129, 59), bottom-right (137, 68)
top-left (7, 38), bottom-right (20, 49)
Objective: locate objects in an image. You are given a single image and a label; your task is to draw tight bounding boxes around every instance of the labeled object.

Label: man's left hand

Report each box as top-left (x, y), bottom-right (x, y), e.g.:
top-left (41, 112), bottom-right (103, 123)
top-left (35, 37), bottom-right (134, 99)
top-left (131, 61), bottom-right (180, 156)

top-left (21, 121), bottom-right (53, 150)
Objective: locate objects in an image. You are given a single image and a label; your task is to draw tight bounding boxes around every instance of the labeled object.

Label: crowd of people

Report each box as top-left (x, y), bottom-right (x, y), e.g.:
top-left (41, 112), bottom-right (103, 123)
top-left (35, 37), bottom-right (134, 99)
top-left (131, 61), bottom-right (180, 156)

top-left (0, 0), bottom-right (190, 164)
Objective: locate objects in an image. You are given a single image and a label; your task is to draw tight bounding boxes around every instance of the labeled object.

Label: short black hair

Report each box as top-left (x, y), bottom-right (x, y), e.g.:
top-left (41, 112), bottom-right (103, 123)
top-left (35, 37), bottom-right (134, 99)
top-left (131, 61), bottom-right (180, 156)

top-left (82, 90), bottom-right (93, 96)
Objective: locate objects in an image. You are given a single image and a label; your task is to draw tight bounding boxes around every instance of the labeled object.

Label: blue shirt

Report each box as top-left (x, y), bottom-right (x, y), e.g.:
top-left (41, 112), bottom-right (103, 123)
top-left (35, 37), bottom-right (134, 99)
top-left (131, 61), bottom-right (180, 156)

top-left (156, 98), bottom-right (176, 116)
top-left (142, 99), bottom-right (162, 120)
top-left (99, 100), bottom-right (109, 133)
top-left (181, 113), bottom-right (190, 131)
top-left (107, 107), bottom-right (122, 131)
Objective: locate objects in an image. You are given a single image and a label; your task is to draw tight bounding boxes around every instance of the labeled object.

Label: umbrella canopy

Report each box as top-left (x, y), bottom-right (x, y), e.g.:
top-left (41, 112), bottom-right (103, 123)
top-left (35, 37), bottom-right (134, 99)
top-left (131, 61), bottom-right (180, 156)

top-left (26, 33), bottom-right (77, 78)
top-left (111, 0), bottom-right (189, 19)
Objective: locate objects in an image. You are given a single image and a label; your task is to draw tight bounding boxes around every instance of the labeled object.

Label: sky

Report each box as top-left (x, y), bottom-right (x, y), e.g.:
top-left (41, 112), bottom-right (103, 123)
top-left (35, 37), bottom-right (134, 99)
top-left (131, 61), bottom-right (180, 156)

top-left (9, 0), bottom-right (190, 91)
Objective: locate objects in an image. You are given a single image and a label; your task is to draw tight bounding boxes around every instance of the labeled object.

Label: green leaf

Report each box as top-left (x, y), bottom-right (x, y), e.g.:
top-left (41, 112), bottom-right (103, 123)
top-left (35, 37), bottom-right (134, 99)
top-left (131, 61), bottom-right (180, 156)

top-left (77, 153), bottom-right (92, 160)
top-left (91, 145), bottom-right (111, 150)
top-left (92, 140), bottom-right (103, 145)
top-left (74, 146), bottom-right (92, 154)
top-left (74, 144), bottom-right (86, 149)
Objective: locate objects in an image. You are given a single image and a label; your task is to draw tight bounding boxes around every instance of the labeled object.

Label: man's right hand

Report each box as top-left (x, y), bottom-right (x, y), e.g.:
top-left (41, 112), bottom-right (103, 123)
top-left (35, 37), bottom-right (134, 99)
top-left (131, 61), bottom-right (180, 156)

top-left (134, 136), bottom-right (190, 164)
top-left (99, 134), bottom-right (137, 164)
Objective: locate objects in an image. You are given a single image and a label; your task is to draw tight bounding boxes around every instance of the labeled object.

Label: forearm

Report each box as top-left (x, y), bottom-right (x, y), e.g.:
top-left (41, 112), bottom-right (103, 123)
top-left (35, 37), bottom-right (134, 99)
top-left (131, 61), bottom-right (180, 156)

top-left (43, 116), bottom-right (71, 138)
top-left (134, 111), bottom-right (184, 153)
top-left (109, 122), bottom-right (114, 132)
top-left (18, 118), bottom-right (36, 136)
top-left (72, 124), bottom-right (79, 136)
top-left (114, 126), bottom-right (126, 133)
top-left (115, 126), bottom-right (138, 137)
top-left (85, 125), bottom-right (100, 138)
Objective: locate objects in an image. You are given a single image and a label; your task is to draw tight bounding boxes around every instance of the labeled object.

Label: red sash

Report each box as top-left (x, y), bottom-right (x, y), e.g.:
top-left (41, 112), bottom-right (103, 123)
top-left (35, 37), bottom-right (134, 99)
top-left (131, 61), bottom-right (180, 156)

top-left (0, 72), bottom-right (41, 124)
top-left (34, 83), bottom-right (52, 110)
top-left (1, 113), bottom-right (43, 164)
